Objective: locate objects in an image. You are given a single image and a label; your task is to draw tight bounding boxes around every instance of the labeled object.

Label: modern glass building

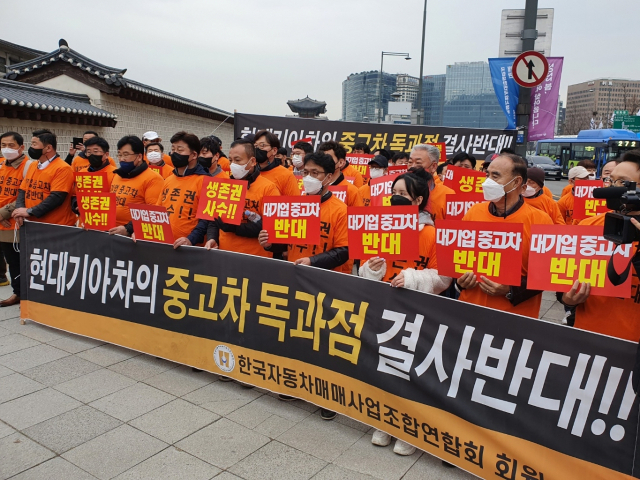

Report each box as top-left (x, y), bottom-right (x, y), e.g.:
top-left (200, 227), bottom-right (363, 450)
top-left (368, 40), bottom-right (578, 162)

top-left (442, 62), bottom-right (505, 129)
top-left (342, 71), bottom-right (398, 122)
top-left (420, 74), bottom-right (446, 126)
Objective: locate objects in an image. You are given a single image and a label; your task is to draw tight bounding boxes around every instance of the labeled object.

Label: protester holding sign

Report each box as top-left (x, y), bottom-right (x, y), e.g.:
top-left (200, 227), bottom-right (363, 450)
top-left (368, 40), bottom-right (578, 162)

top-left (206, 139), bottom-right (280, 258)
top-left (67, 131), bottom-right (116, 172)
top-left (357, 155), bottom-right (388, 207)
top-left (107, 136), bottom-right (164, 236)
top-left (409, 144), bottom-right (454, 221)
top-left (455, 154), bottom-right (553, 318)
top-left (523, 167), bottom-right (565, 224)
top-left (253, 130), bottom-right (300, 197)
top-left (563, 151), bottom-right (640, 341)
top-left (561, 160), bottom-right (596, 197)
top-left (14, 129), bottom-right (77, 228)
top-left (557, 166), bottom-right (590, 225)
top-left (0, 131), bottom-right (31, 306)
top-left (83, 137), bottom-right (117, 186)
top-left (319, 141), bottom-right (365, 208)
top-left (145, 143), bottom-right (173, 179)
top-left (198, 137), bottom-right (229, 179)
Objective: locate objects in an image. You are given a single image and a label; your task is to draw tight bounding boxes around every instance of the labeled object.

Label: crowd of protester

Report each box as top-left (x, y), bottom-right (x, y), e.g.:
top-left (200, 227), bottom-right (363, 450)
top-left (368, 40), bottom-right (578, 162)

top-left (0, 127), bottom-right (638, 459)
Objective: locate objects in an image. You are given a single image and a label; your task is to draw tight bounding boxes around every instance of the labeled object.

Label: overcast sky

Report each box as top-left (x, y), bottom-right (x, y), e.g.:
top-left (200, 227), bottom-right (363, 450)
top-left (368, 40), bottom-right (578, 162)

top-left (4, 0), bottom-right (639, 120)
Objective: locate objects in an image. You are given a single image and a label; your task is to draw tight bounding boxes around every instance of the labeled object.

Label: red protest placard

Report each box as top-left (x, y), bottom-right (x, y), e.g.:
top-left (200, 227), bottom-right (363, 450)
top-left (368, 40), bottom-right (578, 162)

top-left (370, 173), bottom-right (401, 207)
top-left (328, 185), bottom-right (348, 203)
top-left (527, 224), bottom-right (633, 297)
top-left (77, 193), bottom-right (116, 231)
top-left (388, 165), bottom-right (408, 175)
top-left (262, 196), bottom-right (321, 245)
top-left (129, 204), bottom-right (174, 244)
top-left (429, 142), bottom-right (447, 163)
top-left (346, 153), bottom-right (374, 179)
top-left (345, 176), bottom-right (356, 185)
top-left (74, 172), bottom-right (109, 193)
top-left (347, 206), bottom-right (419, 261)
top-left (294, 174), bottom-right (305, 195)
top-left (573, 180), bottom-right (608, 221)
top-left (196, 177), bottom-right (247, 225)
top-left (443, 165), bottom-right (486, 194)
top-left (436, 219), bottom-right (524, 286)
top-left (445, 193), bottom-right (484, 220)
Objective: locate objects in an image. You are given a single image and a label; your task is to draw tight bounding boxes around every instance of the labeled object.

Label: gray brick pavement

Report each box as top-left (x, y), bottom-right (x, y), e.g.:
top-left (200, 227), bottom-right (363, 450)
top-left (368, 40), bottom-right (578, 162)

top-left (0, 286), bottom-right (564, 479)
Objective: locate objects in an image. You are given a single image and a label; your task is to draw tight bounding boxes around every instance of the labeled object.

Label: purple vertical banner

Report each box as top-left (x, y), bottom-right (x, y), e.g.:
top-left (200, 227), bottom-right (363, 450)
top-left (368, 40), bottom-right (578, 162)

top-left (528, 57), bottom-right (564, 140)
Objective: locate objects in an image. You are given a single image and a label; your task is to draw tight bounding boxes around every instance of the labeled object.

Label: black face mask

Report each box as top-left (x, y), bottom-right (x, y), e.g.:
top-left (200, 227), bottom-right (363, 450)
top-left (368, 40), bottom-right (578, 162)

top-left (171, 152), bottom-right (190, 169)
top-left (28, 147), bottom-right (43, 159)
top-left (88, 154), bottom-right (104, 169)
top-left (390, 195), bottom-right (413, 206)
top-left (198, 156), bottom-right (212, 170)
top-left (255, 148), bottom-right (270, 164)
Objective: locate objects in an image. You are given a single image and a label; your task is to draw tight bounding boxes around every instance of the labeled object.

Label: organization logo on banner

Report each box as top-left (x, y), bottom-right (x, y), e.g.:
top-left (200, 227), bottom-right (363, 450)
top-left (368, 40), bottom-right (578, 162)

top-left (214, 345), bottom-right (235, 373)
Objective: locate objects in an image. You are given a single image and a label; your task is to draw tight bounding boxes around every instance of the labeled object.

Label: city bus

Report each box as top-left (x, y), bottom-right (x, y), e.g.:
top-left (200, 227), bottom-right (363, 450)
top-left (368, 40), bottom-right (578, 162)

top-left (535, 129), bottom-right (639, 176)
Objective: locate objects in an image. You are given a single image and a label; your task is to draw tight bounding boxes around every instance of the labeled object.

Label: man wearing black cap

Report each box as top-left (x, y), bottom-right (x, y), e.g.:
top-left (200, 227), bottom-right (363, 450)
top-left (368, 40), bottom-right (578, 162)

top-left (522, 167), bottom-right (564, 224)
top-left (358, 155), bottom-right (388, 207)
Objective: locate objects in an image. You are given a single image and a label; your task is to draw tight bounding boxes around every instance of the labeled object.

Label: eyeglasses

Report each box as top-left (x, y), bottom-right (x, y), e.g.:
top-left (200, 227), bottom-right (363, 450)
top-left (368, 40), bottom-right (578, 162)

top-left (602, 177), bottom-right (612, 184)
top-left (254, 143), bottom-right (271, 150)
top-left (302, 170), bottom-right (326, 178)
top-left (117, 152), bottom-right (137, 160)
top-left (611, 179), bottom-right (630, 188)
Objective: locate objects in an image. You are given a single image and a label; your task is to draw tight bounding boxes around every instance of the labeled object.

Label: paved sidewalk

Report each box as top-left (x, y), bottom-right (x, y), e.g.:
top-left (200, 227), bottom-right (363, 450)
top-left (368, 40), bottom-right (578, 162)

top-left (0, 288), bottom-right (562, 480)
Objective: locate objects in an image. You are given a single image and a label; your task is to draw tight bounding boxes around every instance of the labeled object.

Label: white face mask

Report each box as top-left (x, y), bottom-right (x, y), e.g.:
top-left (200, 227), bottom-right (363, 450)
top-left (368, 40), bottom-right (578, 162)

top-left (1, 148), bottom-right (20, 161)
top-left (482, 177), bottom-right (517, 202)
top-left (147, 151), bottom-right (162, 164)
top-left (522, 185), bottom-right (537, 198)
top-left (588, 174), bottom-right (596, 180)
top-left (302, 175), bottom-right (326, 195)
top-left (369, 168), bottom-right (385, 179)
top-left (292, 154), bottom-right (304, 168)
top-left (230, 161), bottom-right (251, 179)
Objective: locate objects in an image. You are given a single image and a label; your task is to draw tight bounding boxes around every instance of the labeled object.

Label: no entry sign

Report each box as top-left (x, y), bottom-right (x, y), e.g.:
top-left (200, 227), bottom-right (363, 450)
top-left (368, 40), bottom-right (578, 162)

top-left (512, 51), bottom-right (549, 88)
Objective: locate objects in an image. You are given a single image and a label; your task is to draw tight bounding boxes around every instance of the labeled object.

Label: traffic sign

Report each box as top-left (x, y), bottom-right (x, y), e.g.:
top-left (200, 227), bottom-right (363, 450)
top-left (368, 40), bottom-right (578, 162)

top-left (512, 51), bottom-right (549, 88)
top-left (613, 116), bottom-right (640, 133)
top-left (614, 110), bottom-right (629, 117)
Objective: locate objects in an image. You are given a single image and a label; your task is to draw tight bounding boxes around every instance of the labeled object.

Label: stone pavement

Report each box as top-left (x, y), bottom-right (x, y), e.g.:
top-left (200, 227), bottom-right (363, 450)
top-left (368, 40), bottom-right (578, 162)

top-left (0, 286), bottom-right (563, 480)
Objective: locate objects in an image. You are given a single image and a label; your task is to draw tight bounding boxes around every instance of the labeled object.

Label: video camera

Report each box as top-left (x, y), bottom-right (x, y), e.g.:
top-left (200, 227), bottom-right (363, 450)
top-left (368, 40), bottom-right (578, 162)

top-left (593, 182), bottom-right (640, 244)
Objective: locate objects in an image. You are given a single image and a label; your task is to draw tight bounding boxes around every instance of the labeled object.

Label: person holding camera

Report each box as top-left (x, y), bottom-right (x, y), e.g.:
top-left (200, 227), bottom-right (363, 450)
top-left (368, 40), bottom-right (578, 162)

top-left (562, 151), bottom-right (640, 341)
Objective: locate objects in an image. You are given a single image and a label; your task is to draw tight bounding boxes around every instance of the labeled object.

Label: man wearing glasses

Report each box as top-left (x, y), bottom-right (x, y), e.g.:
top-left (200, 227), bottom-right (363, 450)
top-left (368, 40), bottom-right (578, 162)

top-left (107, 136), bottom-right (164, 236)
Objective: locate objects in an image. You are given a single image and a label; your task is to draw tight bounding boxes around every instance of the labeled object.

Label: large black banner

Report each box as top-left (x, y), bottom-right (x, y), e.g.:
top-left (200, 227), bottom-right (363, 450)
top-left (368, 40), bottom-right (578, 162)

top-left (234, 112), bottom-right (517, 159)
top-left (21, 221), bottom-right (639, 480)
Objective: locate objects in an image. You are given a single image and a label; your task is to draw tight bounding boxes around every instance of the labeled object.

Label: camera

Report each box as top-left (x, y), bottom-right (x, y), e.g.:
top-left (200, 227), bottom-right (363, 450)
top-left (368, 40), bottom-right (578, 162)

top-left (592, 182), bottom-right (640, 244)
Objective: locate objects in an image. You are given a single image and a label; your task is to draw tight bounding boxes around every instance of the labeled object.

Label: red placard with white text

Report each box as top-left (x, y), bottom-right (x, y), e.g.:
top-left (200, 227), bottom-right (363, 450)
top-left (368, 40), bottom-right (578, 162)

top-left (573, 180), bottom-right (608, 221)
top-left (369, 173), bottom-right (401, 207)
top-left (196, 177), bottom-right (247, 225)
top-left (436, 220), bottom-right (523, 285)
top-left (262, 196), bottom-right (321, 245)
top-left (527, 224), bottom-right (633, 297)
top-left (328, 185), bottom-right (348, 203)
top-left (445, 193), bottom-right (484, 220)
top-left (346, 153), bottom-right (374, 179)
top-left (387, 165), bottom-right (408, 175)
top-left (347, 206), bottom-right (419, 261)
top-left (129, 204), bottom-right (174, 244)
top-left (443, 165), bottom-right (486, 194)
top-left (74, 172), bottom-right (109, 194)
top-left (77, 193), bottom-right (116, 231)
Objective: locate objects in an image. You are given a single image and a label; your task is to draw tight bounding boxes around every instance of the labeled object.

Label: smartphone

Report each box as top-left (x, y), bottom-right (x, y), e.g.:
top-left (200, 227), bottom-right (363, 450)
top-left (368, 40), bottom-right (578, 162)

top-left (72, 137), bottom-right (83, 147)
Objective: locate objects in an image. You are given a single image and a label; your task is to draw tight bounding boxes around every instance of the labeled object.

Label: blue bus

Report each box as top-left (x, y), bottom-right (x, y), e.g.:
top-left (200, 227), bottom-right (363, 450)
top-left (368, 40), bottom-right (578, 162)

top-left (535, 129), bottom-right (639, 176)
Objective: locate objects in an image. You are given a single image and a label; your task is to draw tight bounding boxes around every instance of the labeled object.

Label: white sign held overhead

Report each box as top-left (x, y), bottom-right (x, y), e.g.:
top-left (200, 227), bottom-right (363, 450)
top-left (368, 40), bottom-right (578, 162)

top-left (512, 51), bottom-right (549, 88)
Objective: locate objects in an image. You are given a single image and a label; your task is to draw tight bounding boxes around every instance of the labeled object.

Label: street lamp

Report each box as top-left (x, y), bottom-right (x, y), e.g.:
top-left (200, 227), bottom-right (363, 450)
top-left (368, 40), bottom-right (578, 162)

top-left (416, 0), bottom-right (428, 126)
top-left (378, 52), bottom-right (411, 123)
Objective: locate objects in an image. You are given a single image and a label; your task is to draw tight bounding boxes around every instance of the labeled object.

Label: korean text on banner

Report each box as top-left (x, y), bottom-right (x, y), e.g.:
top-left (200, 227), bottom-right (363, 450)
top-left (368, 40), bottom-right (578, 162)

top-left (488, 58), bottom-right (519, 130)
top-left (328, 185), bottom-right (348, 203)
top-left (388, 165), bottom-right (408, 175)
top-left (74, 172), bottom-right (109, 194)
top-left (443, 165), bottom-right (487, 194)
top-left (446, 193), bottom-right (484, 221)
top-left (528, 57), bottom-right (564, 141)
top-left (129, 204), bottom-right (174, 244)
top-left (528, 224), bottom-right (633, 297)
top-left (348, 206), bottom-right (419, 261)
top-left (436, 219), bottom-right (523, 286)
top-left (196, 177), bottom-right (248, 225)
top-left (77, 193), bottom-right (116, 231)
top-left (370, 173), bottom-right (401, 207)
top-left (262, 196), bottom-right (321, 245)
top-left (346, 153), bottom-right (374, 179)
top-left (573, 180), bottom-right (609, 221)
